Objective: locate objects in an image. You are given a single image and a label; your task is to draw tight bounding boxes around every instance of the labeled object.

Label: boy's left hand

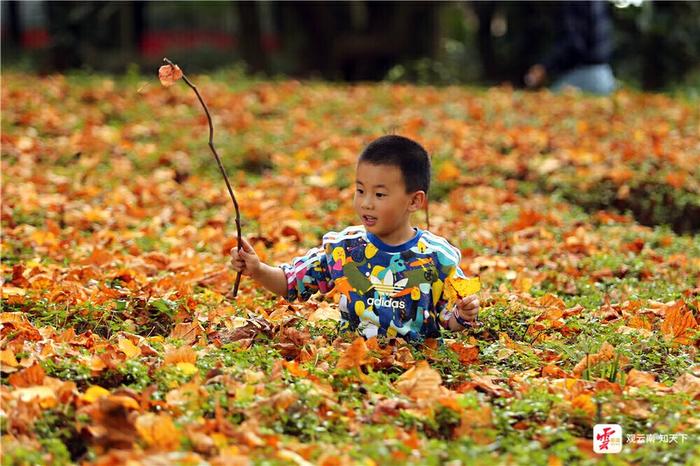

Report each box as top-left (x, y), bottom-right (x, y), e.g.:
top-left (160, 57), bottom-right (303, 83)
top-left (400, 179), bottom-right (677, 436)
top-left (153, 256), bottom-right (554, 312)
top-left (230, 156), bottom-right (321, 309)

top-left (456, 294), bottom-right (480, 324)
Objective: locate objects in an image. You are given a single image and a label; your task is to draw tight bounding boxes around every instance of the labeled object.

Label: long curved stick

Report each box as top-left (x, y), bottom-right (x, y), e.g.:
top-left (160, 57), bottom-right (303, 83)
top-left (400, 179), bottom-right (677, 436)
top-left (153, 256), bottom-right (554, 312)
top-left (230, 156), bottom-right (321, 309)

top-left (163, 58), bottom-right (243, 297)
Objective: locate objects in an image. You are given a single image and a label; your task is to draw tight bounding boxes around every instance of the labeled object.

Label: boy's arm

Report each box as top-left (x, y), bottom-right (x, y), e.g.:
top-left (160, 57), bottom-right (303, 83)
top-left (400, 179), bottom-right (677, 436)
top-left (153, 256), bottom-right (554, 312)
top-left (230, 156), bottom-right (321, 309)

top-left (444, 295), bottom-right (480, 330)
top-left (230, 238), bottom-right (287, 296)
top-left (231, 236), bottom-right (332, 301)
top-left (249, 263), bottom-right (288, 297)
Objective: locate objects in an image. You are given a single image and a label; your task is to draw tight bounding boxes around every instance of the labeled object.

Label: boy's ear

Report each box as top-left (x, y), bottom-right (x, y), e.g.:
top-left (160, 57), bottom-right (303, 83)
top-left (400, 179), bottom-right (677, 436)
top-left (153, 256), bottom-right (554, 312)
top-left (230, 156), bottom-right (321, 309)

top-left (408, 191), bottom-right (427, 211)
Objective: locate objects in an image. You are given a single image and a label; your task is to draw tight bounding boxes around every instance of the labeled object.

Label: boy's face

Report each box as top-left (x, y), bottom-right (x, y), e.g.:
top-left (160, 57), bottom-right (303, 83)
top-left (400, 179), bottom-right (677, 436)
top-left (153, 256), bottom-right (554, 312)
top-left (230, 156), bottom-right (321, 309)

top-left (353, 162), bottom-right (425, 245)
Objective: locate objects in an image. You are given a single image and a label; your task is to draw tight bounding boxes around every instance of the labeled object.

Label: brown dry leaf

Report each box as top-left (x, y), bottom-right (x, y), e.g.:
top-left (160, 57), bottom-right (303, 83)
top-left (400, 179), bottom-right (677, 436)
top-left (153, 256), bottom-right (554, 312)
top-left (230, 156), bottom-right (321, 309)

top-left (135, 412), bottom-right (181, 450)
top-left (371, 398), bottom-right (410, 422)
top-left (454, 404), bottom-right (493, 444)
top-left (308, 301), bottom-right (341, 324)
top-left (618, 399), bottom-right (652, 419)
top-left (0, 348), bottom-right (19, 372)
top-left (188, 431), bottom-right (218, 456)
top-left (275, 327), bottom-right (311, 360)
top-left (170, 321), bottom-right (203, 345)
top-left (660, 300), bottom-right (698, 345)
top-left (671, 372), bottom-right (700, 399)
top-left (395, 360), bottom-right (442, 400)
top-left (449, 342), bottom-right (480, 365)
top-left (457, 374), bottom-right (512, 398)
top-left (82, 395), bottom-right (140, 450)
top-left (572, 342), bottom-right (627, 377)
top-left (336, 337), bottom-right (372, 370)
top-left (158, 64), bottom-right (183, 87)
top-left (11, 386), bottom-right (58, 408)
top-left (541, 365), bottom-right (569, 379)
top-left (625, 369), bottom-right (668, 391)
top-left (164, 345), bottom-right (197, 365)
top-left (394, 345), bottom-right (416, 369)
top-left (538, 293), bottom-right (566, 310)
top-left (8, 362), bottom-right (45, 387)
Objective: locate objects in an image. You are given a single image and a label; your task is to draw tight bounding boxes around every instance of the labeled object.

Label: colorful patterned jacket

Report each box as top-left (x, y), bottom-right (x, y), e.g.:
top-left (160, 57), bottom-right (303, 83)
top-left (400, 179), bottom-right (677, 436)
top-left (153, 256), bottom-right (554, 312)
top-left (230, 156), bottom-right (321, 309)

top-left (280, 226), bottom-right (466, 341)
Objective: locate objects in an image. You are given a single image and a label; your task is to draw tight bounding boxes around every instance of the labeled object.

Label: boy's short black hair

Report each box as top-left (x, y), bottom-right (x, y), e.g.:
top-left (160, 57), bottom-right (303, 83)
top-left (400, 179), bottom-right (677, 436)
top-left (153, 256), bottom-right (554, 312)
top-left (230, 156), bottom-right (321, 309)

top-left (358, 135), bottom-right (430, 193)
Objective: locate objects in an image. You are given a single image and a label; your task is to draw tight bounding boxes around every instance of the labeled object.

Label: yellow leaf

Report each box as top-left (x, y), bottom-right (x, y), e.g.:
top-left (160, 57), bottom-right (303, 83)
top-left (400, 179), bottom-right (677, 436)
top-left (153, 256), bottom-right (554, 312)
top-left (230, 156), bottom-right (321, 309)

top-left (1, 286), bottom-right (26, 297)
top-left (437, 161), bottom-right (460, 182)
top-left (445, 276), bottom-right (481, 301)
top-left (82, 385), bottom-right (111, 403)
top-left (118, 338), bottom-right (141, 359)
top-left (176, 362), bottom-right (198, 376)
top-left (135, 412), bottom-right (180, 450)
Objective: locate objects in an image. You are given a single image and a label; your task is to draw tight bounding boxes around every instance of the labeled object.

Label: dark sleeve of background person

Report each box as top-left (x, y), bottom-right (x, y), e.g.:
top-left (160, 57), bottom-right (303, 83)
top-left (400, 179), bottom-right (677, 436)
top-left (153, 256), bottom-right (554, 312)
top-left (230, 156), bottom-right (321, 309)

top-left (541, 1), bottom-right (613, 77)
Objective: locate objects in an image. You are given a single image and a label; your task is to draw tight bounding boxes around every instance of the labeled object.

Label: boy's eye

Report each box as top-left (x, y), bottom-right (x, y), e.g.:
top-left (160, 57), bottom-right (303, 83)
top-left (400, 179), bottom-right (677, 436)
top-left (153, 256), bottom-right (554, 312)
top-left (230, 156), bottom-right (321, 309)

top-left (376, 193), bottom-right (386, 198)
top-left (356, 188), bottom-right (364, 194)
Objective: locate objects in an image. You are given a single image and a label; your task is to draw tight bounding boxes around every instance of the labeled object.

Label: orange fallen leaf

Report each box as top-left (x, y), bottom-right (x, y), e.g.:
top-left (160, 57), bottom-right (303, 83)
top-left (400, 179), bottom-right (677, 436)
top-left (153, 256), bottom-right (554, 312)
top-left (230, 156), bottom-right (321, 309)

top-left (671, 372), bottom-right (700, 399)
top-left (449, 342), bottom-right (479, 365)
top-left (572, 342), bottom-right (628, 377)
top-left (455, 374), bottom-right (512, 398)
top-left (164, 346), bottom-right (197, 365)
top-left (336, 337), bottom-right (372, 370)
top-left (118, 337), bottom-right (142, 359)
top-left (660, 300), bottom-right (698, 345)
top-left (308, 301), bottom-right (341, 324)
top-left (136, 412), bottom-right (181, 450)
top-left (0, 348), bottom-right (19, 372)
top-left (395, 360), bottom-right (442, 400)
top-left (8, 362), bottom-right (45, 387)
top-left (625, 369), bottom-right (667, 390)
top-left (541, 365), bottom-right (568, 379)
top-left (570, 394), bottom-right (596, 418)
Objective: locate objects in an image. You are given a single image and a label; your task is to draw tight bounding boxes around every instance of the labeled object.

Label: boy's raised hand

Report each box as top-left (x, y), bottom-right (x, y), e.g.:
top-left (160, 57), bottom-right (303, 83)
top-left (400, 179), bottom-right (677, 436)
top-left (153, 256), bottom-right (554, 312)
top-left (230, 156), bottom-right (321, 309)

top-left (230, 238), bottom-right (261, 277)
top-left (456, 294), bottom-right (480, 324)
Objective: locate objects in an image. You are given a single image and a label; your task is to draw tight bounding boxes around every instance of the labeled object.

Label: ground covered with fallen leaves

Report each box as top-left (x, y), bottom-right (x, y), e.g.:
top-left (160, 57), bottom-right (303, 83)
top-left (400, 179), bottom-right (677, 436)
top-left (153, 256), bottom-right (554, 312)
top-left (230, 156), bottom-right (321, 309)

top-left (1, 70), bottom-right (699, 465)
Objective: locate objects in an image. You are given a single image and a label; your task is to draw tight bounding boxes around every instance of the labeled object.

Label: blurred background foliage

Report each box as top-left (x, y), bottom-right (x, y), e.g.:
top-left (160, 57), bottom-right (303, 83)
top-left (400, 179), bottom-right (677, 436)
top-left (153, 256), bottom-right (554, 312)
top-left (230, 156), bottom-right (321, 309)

top-left (2, 1), bottom-right (699, 92)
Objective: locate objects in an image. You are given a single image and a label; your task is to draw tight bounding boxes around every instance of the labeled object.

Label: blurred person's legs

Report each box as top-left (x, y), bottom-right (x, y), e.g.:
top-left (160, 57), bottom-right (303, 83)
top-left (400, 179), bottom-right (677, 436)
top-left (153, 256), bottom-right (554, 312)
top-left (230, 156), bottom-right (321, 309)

top-left (551, 64), bottom-right (616, 95)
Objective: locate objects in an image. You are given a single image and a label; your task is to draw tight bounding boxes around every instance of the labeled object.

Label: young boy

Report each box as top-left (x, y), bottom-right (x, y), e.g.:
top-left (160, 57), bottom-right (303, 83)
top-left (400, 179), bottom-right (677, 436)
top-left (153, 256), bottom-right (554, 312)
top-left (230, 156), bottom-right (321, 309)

top-left (230, 135), bottom-right (479, 342)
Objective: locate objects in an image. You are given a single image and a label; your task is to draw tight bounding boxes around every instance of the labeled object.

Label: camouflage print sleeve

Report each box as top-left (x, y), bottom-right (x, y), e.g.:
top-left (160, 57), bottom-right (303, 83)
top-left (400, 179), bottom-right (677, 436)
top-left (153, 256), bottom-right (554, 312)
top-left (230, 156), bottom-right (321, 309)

top-left (279, 247), bottom-right (334, 302)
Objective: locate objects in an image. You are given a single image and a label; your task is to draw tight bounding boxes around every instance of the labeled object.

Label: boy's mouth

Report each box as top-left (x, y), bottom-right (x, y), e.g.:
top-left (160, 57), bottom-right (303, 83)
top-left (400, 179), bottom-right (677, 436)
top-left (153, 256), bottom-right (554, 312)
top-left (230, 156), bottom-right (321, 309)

top-left (362, 215), bottom-right (377, 227)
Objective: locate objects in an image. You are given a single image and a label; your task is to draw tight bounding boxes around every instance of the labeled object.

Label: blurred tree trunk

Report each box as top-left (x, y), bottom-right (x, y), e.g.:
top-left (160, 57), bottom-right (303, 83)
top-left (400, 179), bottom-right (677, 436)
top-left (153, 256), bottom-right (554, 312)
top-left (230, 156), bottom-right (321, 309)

top-left (473, 1), bottom-right (498, 83)
top-left (45, 2), bottom-right (83, 70)
top-left (6, 1), bottom-right (22, 47)
top-left (132, 1), bottom-right (146, 54)
top-left (276, 1), bottom-right (439, 81)
top-left (234, 1), bottom-right (267, 74)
